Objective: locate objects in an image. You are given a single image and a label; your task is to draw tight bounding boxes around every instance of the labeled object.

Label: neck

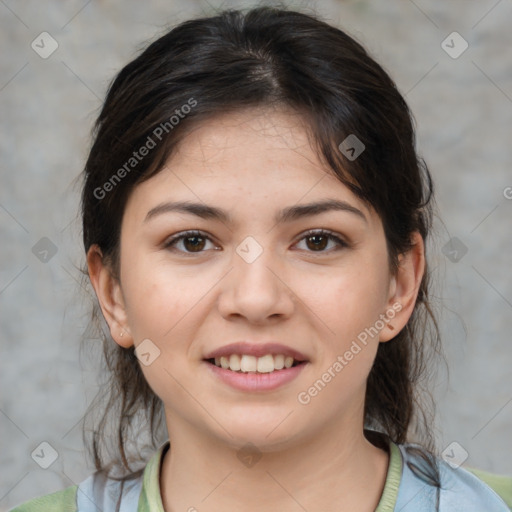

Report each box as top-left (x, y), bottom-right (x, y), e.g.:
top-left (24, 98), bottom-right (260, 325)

top-left (160, 418), bottom-right (389, 512)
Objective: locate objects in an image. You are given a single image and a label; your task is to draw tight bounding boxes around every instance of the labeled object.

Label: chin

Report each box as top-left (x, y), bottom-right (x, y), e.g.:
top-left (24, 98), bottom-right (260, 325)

top-left (216, 412), bottom-right (303, 450)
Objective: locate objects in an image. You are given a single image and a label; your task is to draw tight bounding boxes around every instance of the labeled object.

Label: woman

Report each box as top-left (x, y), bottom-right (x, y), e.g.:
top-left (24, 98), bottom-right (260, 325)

top-left (11, 6), bottom-right (512, 511)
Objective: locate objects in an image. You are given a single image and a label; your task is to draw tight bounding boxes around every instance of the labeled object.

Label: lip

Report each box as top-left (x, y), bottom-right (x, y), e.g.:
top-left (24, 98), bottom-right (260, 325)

top-left (203, 341), bottom-right (309, 362)
top-left (204, 360), bottom-right (308, 392)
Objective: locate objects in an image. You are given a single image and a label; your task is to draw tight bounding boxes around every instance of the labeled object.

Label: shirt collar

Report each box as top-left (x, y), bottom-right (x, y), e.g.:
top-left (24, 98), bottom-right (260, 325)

top-left (138, 437), bottom-right (403, 511)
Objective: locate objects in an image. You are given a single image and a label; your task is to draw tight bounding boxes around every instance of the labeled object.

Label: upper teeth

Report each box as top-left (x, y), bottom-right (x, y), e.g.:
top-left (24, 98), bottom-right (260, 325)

top-left (213, 354), bottom-right (295, 373)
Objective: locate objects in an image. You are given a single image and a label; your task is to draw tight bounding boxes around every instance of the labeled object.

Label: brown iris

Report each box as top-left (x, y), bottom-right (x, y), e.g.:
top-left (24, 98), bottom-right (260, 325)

top-left (305, 233), bottom-right (328, 251)
top-left (183, 235), bottom-right (206, 252)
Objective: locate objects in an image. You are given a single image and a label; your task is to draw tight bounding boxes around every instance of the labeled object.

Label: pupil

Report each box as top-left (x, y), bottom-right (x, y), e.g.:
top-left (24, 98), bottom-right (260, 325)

top-left (308, 234), bottom-right (327, 251)
top-left (185, 236), bottom-right (205, 252)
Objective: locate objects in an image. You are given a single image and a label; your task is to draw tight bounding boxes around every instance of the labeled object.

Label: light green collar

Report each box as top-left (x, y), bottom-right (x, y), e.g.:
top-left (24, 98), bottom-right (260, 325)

top-left (375, 440), bottom-right (403, 511)
top-left (138, 438), bottom-right (402, 511)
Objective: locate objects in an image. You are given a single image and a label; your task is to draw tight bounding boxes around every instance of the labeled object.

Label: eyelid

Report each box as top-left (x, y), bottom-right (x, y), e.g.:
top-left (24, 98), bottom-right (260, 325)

top-left (163, 229), bottom-right (218, 252)
top-left (293, 228), bottom-right (349, 252)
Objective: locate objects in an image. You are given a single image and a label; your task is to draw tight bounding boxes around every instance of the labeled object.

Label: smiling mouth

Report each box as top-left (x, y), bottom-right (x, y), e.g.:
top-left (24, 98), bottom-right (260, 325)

top-left (205, 354), bottom-right (306, 373)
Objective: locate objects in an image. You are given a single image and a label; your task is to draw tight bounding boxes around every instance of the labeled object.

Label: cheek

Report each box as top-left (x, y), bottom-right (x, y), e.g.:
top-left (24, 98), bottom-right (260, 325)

top-left (119, 251), bottom-right (191, 340)
top-left (296, 266), bottom-right (386, 411)
top-left (120, 251), bottom-right (226, 349)
top-left (119, 258), bottom-right (205, 403)
top-left (300, 259), bottom-right (390, 334)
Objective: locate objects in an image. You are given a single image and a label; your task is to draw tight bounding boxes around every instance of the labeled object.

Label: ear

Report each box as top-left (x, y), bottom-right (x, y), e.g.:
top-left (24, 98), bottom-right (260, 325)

top-left (86, 244), bottom-right (133, 348)
top-left (379, 232), bottom-right (425, 342)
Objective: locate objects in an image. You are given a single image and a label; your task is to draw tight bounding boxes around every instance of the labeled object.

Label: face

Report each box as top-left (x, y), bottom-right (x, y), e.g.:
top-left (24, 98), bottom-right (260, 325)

top-left (96, 107), bottom-right (412, 451)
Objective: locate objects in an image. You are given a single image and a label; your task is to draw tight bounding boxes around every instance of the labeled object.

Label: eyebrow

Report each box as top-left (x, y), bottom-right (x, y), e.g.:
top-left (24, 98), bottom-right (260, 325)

top-left (144, 199), bottom-right (368, 225)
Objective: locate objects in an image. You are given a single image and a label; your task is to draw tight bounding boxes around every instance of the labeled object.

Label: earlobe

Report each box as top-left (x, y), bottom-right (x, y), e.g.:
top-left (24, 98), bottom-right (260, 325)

top-left (380, 232), bottom-right (425, 342)
top-left (86, 244), bottom-right (133, 348)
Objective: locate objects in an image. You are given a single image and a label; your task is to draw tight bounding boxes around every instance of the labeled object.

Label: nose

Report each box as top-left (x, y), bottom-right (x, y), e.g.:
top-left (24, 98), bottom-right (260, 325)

top-left (217, 240), bottom-right (295, 324)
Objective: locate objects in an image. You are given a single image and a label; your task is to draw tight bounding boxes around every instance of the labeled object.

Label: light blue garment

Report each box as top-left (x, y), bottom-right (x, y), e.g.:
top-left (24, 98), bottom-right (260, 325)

top-left (73, 442), bottom-right (510, 511)
top-left (77, 471), bottom-right (142, 511)
top-left (395, 444), bottom-right (510, 511)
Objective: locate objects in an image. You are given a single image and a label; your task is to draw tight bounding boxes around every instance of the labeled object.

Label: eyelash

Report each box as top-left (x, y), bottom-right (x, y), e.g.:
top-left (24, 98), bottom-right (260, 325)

top-left (162, 229), bottom-right (349, 255)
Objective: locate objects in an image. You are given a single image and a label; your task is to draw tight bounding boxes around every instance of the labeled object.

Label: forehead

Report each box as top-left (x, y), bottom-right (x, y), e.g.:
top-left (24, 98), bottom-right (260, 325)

top-left (171, 106), bottom-right (321, 172)
top-left (123, 106), bottom-right (377, 227)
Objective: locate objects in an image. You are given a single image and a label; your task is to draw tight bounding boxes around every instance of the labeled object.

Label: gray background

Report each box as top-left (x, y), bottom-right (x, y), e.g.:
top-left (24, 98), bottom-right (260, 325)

top-left (1, 0), bottom-right (511, 509)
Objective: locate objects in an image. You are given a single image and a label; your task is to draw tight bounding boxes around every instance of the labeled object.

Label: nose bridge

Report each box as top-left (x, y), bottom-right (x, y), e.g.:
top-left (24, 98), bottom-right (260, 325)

top-left (218, 234), bottom-right (294, 321)
top-left (234, 233), bottom-right (280, 294)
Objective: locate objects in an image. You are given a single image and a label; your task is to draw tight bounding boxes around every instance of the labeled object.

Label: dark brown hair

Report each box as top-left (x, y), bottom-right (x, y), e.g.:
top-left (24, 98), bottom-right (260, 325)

top-left (80, 5), bottom-right (442, 483)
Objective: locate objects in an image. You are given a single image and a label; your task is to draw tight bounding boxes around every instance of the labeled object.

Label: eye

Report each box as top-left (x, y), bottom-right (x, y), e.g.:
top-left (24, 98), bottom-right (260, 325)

top-left (163, 230), bottom-right (218, 254)
top-left (163, 229), bottom-right (348, 255)
top-left (294, 229), bottom-right (348, 253)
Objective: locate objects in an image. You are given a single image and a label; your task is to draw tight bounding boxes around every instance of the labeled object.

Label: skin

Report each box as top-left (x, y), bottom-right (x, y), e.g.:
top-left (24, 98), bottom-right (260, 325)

top-left (88, 106), bottom-right (425, 511)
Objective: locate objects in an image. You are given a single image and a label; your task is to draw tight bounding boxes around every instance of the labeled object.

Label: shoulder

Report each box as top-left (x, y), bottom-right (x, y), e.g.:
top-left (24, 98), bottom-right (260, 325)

top-left (9, 442), bottom-right (167, 512)
top-left (77, 470), bottom-right (143, 511)
top-left (395, 443), bottom-right (511, 511)
top-left (10, 443), bottom-right (168, 512)
top-left (9, 485), bottom-right (78, 512)
top-left (9, 471), bottom-right (145, 512)
top-left (467, 467), bottom-right (512, 510)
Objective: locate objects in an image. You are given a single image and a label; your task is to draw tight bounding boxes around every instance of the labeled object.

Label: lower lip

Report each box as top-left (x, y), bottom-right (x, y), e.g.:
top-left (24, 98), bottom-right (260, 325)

top-left (205, 361), bottom-right (308, 391)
